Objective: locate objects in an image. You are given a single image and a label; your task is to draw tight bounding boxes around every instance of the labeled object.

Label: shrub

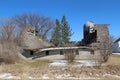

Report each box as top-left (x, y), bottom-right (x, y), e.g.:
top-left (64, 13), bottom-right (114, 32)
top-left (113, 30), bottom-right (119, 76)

top-left (64, 50), bottom-right (75, 63)
top-left (0, 41), bottom-right (22, 64)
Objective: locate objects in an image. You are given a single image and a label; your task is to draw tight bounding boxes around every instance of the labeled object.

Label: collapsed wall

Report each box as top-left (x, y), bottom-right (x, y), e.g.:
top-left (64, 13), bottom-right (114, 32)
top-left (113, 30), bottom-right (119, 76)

top-left (81, 21), bottom-right (111, 61)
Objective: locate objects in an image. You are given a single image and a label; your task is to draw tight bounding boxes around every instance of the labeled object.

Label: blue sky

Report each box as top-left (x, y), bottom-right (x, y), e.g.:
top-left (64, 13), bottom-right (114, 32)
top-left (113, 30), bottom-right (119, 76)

top-left (0, 0), bottom-right (120, 41)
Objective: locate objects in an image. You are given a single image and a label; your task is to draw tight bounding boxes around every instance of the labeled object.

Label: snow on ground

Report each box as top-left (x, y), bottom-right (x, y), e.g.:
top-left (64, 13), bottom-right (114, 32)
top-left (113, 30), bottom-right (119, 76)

top-left (0, 73), bottom-right (20, 79)
top-left (49, 60), bottom-right (99, 67)
top-left (103, 73), bottom-right (120, 78)
top-left (0, 58), bottom-right (119, 79)
top-left (76, 60), bottom-right (99, 67)
top-left (57, 73), bottom-right (70, 79)
top-left (1, 73), bottom-right (119, 79)
top-left (43, 74), bottom-right (50, 79)
top-left (49, 60), bottom-right (68, 66)
top-left (112, 53), bottom-right (120, 55)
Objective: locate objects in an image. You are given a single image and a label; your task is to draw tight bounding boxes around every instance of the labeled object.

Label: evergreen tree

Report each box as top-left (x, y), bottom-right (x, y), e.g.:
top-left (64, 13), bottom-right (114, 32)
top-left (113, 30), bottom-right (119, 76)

top-left (51, 19), bottom-right (61, 46)
top-left (61, 16), bottom-right (72, 44)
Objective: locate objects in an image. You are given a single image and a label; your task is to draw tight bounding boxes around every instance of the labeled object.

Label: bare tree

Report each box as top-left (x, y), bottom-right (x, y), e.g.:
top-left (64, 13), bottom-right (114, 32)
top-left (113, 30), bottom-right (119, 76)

top-left (0, 18), bottom-right (22, 64)
top-left (109, 35), bottom-right (115, 53)
top-left (0, 19), bottom-right (15, 41)
top-left (13, 13), bottom-right (55, 40)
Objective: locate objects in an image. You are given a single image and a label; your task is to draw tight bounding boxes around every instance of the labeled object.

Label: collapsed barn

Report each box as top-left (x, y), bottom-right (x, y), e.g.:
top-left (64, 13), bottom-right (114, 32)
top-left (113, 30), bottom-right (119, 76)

top-left (20, 21), bottom-right (111, 61)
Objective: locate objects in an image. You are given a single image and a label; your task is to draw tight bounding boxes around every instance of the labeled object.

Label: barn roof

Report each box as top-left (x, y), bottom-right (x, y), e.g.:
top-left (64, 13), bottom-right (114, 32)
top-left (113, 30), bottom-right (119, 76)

top-left (20, 27), bottom-right (53, 50)
top-left (114, 38), bottom-right (120, 43)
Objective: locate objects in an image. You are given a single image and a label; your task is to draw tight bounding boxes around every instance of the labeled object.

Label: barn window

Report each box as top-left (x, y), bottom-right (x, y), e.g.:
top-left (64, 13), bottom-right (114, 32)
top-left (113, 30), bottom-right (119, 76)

top-left (30, 51), bottom-right (34, 55)
top-left (46, 51), bottom-right (49, 55)
top-left (60, 51), bottom-right (63, 55)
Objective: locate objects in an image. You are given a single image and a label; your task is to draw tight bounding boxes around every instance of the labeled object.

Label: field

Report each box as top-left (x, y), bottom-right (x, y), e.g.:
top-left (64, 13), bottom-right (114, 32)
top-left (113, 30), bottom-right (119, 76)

top-left (104, 54), bottom-right (120, 65)
top-left (0, 54), bottom-right (120, 79)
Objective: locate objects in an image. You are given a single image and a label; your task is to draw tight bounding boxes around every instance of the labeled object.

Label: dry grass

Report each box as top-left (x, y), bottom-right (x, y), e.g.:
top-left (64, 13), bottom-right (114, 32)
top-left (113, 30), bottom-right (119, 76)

top-left (0, 54), bottom-right (120, 79)
top-left (103, 54), bottom-right (120, 65)
top-left (0, 59), bottom-right (50, 79)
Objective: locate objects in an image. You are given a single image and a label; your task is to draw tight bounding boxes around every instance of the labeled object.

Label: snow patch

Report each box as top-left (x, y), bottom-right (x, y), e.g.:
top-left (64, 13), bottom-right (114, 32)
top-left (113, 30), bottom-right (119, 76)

top-left (28, 76), bottom-right (34, 79)
top-left (0, 73), bottom-right (20, 79)
top-left (76, 60), bottom-right (99, 67)
top-left (49, 60), bottom-right (99, 67)
top-left (49, 60), bottom-right (67, 66)
top-left (55, 74), bottom-right (64, 79)
top-left (72, 64), bottom-right (84, 68)
top-left (43, 74), bottom-right (49, 79)
top-left (55, 73), bottom-right (70, 79)
top-left (103, 73), bottom-right (120, 78)
top-left (112, 53), bottom-right (120, 55)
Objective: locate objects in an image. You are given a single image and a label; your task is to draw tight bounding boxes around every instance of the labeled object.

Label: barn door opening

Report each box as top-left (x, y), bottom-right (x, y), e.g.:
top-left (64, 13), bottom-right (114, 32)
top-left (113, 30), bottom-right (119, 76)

top-left (46, 51), bottom-right (49, 55)
top-left (60, 51), bottom-right (63, 55)
top-left (30, 50), bottom-right (34, 55)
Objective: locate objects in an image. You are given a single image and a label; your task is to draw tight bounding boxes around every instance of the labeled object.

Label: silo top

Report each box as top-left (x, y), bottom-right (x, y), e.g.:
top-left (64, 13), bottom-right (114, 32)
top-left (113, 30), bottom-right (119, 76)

top-left (85, 21), bottom-right (95, 28)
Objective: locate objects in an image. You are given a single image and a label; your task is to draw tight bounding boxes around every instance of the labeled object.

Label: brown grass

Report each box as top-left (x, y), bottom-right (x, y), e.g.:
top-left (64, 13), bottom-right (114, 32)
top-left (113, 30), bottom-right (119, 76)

top-left (103, 54), bottom-right (120, 65)
top-left (0, 59), bottom-right (50, 79)
top-left (0, 54), bottom-right (120, 79)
